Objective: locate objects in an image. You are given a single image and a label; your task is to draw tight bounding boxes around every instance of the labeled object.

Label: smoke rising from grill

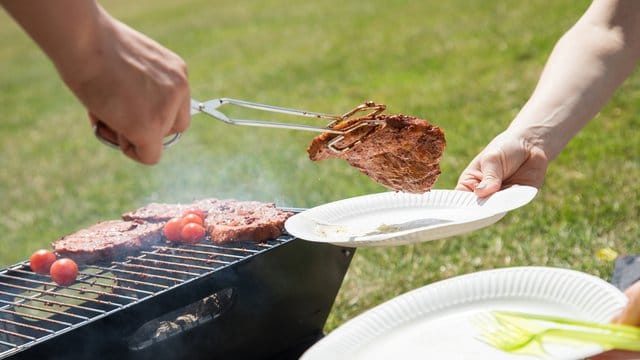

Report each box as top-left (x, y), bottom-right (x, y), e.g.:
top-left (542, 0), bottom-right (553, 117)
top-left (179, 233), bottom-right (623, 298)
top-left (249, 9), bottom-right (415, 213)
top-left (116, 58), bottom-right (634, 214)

top-left (147, 146), bottom-right (292, 207)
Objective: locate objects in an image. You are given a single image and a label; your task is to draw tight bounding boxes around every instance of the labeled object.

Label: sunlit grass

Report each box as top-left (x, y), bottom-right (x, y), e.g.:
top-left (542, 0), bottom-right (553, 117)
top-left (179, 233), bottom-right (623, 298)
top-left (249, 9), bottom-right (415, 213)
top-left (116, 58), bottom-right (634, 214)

top-left (1, 0), bottom-right (637, 333)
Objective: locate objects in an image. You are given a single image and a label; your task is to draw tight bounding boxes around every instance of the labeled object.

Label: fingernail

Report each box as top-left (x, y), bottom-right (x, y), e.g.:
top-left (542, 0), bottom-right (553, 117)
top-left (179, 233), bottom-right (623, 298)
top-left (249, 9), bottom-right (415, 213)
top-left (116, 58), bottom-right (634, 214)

top-left (475, 182), bottom-right (487, 190)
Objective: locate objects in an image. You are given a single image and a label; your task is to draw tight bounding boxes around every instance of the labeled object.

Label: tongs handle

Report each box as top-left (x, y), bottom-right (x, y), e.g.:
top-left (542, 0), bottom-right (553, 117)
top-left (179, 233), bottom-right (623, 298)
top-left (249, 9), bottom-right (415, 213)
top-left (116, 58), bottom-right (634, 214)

top-left (92, 120), bottom-right (181, 150)
top-left (191, 98), bottom-right (346, 134)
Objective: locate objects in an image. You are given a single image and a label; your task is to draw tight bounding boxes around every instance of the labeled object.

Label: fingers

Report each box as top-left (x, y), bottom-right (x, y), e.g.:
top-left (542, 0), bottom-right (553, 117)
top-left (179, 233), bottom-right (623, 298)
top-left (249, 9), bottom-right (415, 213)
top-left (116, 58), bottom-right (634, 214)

top-left (128, 98), bottom-right (189, 164)
top-left (89, 114), bottom-right (178, 165)
top-left (598, 282), bottom-right (640, 360)
top-left (73, 19), bottom-right (190, 165)
top-left (474, 151), bottom-right (504, 197)
top-left (171, 91), bottom-right (191, 135)
top-left (455, 168), bottom-right (482, 192)
top-left (613, 281), bottom-right (640, 326)
top-left (120, 133), bottom-right (163, 165)
top-left (456, 150), bottom-right (505, 198)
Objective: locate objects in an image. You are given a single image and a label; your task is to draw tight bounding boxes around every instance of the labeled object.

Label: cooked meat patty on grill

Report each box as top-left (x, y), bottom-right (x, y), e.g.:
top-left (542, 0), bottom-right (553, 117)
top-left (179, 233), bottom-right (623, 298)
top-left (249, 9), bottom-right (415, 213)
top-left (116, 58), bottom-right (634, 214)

top-left (122, 203), bottom-right (189, 223)
top-left (205, 200), bottom-right (293, 244)
top-left (307, 113), bottom-right (446, 193)
top-left (53, 199), bottom-right (291, 264)
top-left (53, 220), bottom-right (164, 264)
top-left (124, 198), bottom-right (293, 244)
top-left (122, 199), bottom-right (221, 223)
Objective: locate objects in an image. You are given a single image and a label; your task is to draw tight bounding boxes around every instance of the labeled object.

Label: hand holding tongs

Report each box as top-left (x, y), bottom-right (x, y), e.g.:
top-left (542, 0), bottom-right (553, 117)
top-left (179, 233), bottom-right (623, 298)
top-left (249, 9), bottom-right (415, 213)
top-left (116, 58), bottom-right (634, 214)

top-left (93, 98), bottom-right (387, 153)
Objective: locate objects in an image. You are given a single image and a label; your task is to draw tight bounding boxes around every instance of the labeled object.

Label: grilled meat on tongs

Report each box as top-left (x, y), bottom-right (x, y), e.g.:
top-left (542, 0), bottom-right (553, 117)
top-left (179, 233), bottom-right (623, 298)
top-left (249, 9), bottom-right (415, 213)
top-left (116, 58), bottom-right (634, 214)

top-left (307, 102), bottom-right (446, 193)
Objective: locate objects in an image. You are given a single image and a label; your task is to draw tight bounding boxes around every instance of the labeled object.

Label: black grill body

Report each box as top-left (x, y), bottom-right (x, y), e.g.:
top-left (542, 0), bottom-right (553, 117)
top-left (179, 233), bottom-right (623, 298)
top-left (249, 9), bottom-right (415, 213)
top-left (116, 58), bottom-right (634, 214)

top-left (1, 238), bottom-right (354, 360)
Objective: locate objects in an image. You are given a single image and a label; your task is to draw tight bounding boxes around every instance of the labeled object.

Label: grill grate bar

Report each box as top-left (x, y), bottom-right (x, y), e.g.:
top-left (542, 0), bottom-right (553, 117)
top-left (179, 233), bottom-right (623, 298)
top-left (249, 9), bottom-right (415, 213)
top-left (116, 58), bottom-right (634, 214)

top-left (0, 328), bottom-right (35, 341)
top-left (152, 246), bottom-right (247, 260)
top-left (112, 262), bottom-right (200, 277)
top-left (1, 291), bottom-right (97, 317)
top-left (126, 256), bottom-right (216, 271)
top-left (138, 251), bottom-right (230, 265)
top-left (0, 282), bottom-right (116, 310)
top-left (188, 243), bottom-right (260, 255)
top-left (1, 308), bottom-right (74, 325)
top-left (72, 279), bottom-right (141, 299)
top-left (9, 268), bottom-right (152, 297)
top-left (0, 339), bottom-right (17, 349)
top-left (0, 318), bottom-right (54, 335)
top-left (104, 262), bottom-right (182, 282)
top-left (0, 274), bottom-right (137, 302)
top-left (86, 266), bottom-right (177, 285)
top-left (256, 242), bottom-right (278, 247)
top-left (83, 266), bottom-right (169, 290)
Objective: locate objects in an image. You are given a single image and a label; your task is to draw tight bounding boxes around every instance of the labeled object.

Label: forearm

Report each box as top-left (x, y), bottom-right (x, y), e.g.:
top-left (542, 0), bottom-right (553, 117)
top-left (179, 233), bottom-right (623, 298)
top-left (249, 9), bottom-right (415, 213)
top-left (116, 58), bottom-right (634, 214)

top-left (1, 0), bottom-right (107, 80)
top-left (508, 0), bottom-right (640, 160)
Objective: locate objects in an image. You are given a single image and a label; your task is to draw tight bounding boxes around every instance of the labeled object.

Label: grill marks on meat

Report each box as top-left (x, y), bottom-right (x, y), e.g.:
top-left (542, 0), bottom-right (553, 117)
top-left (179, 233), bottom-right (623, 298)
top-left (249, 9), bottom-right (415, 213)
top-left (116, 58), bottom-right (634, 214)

top-left (204, 201), bottom-right (292, 244)
top-left (52, 220), bottom-right (164, 264)
top-left (307, 114), bottom-right (446, 193)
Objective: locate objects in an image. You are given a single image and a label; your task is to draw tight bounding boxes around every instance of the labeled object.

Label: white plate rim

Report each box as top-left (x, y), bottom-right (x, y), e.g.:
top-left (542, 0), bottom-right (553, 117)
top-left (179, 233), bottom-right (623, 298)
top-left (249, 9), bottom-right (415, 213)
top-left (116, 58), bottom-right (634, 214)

top-left (285, 185), bottom-right (538, 247)
top-left (302, 266), bottom-right (627, 360)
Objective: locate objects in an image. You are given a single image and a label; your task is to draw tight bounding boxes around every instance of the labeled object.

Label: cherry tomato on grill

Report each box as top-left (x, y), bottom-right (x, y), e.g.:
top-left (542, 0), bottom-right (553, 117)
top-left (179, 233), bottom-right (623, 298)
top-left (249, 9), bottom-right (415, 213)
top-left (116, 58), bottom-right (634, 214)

top-left (183, 208), bottom-right (205, 221)
top-left (163, 217), bottom-right (184, 242)
top-left (29, 249), bottom-right (57, 274)
top-left (50, 258), bottom-right (78, 286)
top-left (182, 213), bottom-right (204, 226)
top-left (181, 223), bottom-right (206, 243)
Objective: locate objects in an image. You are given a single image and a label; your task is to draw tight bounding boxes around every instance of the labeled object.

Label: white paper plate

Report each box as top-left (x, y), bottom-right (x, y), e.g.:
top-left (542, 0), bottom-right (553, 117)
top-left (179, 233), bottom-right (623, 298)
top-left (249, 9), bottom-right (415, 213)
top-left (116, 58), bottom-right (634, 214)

top-left (302, 266), bottom-right (627, 360)
top-left (285, 185), bottom-right (538, 247)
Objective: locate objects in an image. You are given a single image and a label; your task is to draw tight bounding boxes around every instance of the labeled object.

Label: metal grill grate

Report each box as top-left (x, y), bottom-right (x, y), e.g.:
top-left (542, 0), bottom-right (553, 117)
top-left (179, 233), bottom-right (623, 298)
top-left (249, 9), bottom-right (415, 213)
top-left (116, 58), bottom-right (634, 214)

top-left (0, 235), bottom-right (291, 359)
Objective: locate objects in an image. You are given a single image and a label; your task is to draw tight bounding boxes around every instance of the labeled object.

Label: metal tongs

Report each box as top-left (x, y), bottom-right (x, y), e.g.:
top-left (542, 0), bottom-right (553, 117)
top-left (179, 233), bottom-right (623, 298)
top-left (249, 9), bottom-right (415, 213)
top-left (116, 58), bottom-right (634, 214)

top-left (94, 98), bottom-right (387, 153)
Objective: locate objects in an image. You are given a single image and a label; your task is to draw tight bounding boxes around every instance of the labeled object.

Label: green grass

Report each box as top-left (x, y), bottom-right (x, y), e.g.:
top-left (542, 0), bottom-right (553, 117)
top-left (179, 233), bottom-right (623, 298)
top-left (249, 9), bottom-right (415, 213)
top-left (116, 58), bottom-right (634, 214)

top-left (1, 0), bottom-right (638, 333)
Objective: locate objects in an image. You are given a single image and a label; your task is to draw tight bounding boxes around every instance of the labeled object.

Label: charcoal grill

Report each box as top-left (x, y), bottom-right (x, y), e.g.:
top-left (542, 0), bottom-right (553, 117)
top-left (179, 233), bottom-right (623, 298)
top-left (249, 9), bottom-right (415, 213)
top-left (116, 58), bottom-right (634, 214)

top-left (0, 220), bottom-right (354, 360)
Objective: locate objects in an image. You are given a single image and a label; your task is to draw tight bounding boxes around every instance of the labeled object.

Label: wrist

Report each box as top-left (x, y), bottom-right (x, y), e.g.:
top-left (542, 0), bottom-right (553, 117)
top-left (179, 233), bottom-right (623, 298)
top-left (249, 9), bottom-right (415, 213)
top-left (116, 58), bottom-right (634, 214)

top-left (507, 101), bottom-right (579, 161)
top-left (52, 6), bottom-right (114, 90)
top-left (503, 122), bottom-right (560, 162)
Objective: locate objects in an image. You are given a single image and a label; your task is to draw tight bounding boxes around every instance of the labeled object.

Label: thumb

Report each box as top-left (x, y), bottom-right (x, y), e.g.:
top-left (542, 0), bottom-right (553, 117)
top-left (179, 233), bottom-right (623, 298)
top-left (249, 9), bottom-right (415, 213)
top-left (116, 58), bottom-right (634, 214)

top-left (474, 152), bottom-right (504, 197)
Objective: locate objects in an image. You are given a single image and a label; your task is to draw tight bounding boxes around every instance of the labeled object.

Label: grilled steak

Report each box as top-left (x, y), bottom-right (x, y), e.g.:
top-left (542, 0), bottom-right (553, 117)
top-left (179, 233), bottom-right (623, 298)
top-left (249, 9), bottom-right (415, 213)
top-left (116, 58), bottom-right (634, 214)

top-left (307, 113), bottom-right (446, 193)
top-left (124, 198), bottom-right (292, 244)
top-left (54, 199), bottom-right (291, 264)
top-left (122, 203), bottom-right (189, 223)
top-left (122, 198), bottom-right (221, 222)
top-left (204, 200), bottom-right (293, 244)
top-left (53, 220), bottom-right (164, 264)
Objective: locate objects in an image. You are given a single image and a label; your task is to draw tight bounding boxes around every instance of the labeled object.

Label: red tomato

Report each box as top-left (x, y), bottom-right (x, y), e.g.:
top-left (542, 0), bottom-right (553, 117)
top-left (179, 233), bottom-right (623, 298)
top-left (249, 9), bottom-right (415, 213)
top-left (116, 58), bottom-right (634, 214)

top-left (29, 249), bottom-right (57, 274)
top-left (183, 208), bottom-right (205, 221)
top-left (182, 213), bottom-right (204, 226)
top-left (50, 258), bottom-right (78, 286)
top-left (163, 217), bottom-right (184, 242)
top-left (180, 223), bottom-right (206, 243)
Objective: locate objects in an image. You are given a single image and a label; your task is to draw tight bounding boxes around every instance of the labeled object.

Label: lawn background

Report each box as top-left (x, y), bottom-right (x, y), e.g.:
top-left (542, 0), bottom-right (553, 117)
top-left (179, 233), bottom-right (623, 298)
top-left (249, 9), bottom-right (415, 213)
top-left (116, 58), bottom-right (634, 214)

top-left (0, 0), bottom-right (638, 332)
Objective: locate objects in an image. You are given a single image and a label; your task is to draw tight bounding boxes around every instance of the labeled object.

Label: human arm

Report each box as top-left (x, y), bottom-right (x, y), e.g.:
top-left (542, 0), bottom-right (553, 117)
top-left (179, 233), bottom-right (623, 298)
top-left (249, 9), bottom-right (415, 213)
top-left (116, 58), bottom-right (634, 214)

top-left (0, 0), bottom-right (191, 164)
top-left (456, 0), bottom-right (640, 197)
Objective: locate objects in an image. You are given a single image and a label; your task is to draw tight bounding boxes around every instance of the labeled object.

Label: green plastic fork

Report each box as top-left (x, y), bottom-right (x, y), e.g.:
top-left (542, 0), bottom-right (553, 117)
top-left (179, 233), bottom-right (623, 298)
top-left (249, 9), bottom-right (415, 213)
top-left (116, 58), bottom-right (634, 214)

top-left (473, 311), bottom-right (640, 355)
